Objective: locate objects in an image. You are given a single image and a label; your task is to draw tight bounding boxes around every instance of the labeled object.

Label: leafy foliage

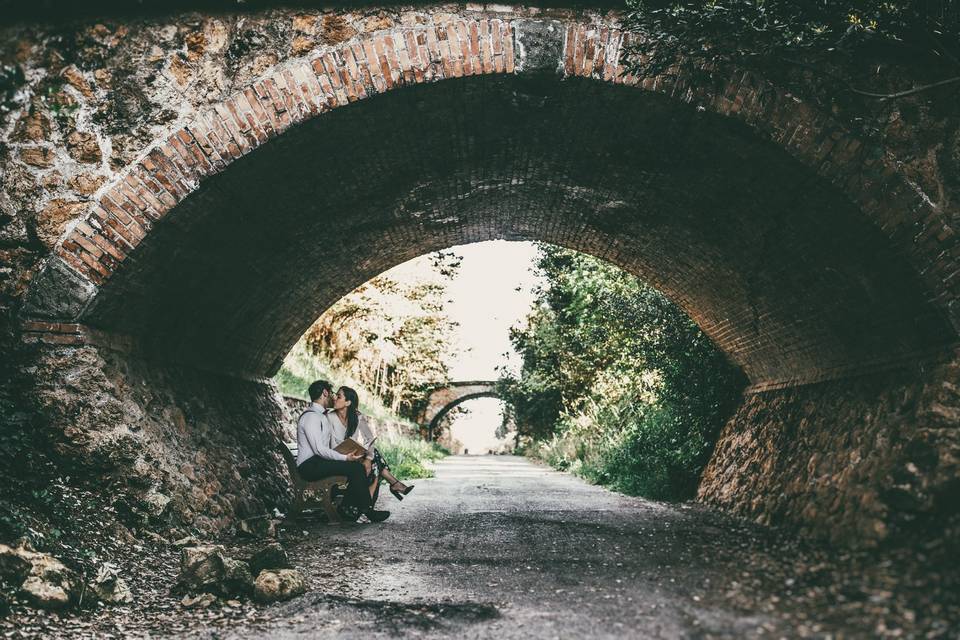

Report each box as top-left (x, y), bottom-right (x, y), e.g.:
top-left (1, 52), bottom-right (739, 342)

top-left (622, 0), bottom-right (960, 98)
top-left (498, 245), bottom-right (745, 500)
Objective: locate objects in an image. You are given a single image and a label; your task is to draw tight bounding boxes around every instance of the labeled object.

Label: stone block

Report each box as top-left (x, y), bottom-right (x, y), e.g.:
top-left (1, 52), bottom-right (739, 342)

top-left (253, 568), bottom-right (306, 603)
top-left (20, 256), bottom-right (98, 321)
top-left (513, 19), bottom-right (563, 75)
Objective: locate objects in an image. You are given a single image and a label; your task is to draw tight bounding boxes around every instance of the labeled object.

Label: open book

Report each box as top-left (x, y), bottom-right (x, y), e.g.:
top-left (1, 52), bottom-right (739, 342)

top-left (334, 437), bottom-right (376, 457)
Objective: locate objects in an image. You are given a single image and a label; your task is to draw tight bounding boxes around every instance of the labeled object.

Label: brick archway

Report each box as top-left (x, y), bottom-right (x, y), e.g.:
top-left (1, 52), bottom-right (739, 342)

top-left (22, 11), bottom-right (957, 390)
top-left (12, 6), bottom-right (960, 546)
top-left (418, 382), bottom-right (499, 440)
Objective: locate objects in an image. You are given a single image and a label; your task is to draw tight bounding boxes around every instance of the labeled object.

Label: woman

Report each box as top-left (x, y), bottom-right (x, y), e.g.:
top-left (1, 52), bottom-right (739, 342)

top-left (328, 386), bottom-right (415, 502)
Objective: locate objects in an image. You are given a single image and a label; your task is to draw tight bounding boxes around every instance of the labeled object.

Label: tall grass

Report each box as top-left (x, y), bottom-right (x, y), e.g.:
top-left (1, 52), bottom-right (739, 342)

top-left (377, 433), bottom-right (450, 480)
top-left (527, 396), bottom-right (715, 501)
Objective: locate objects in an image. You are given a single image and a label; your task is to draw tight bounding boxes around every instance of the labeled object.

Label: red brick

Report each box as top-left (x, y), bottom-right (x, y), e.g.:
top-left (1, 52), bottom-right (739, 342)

top-left (157, 141), bottom-right (194, 185)
top-left (374, 37), bottom-right (395, 90)
top-left (564, 24), bottom-right (576, 76)
top-left (39, 333), bottom-right (86, 345)
top-left (384, 35), bottom-right (403, 85)
top-left (469, 22), bottom-right (480, 58)
top-left (127, 173), bottom-right (167, 213)
top-left (352, 43), bottom-right (376, 93)
top-left (456, 21), bottom-right (473, 76)
top-left (213, 103), bottom-right (249, 155)
top-left (202, 109), bottom-right (241, 160)
top-left (57, 248), bottom-right (96, 282)
top-left (573, 25), bottom-right (587, 76)
top-left (479, 20), bottom-right (493, 74)
top-left (363, 40), bottom-right (386, 92)
top-left (98, 196), bottom-right (134, 227)
top-left (22, 320), bottom-right (58, 332)
top-left (103, 215), bottom-right (137, 249)
top-left (322, 54), bottom-right (342, 89)
top-left (89, 231), bottom-right (126, 262)
top-left (176, 129), bottom-right (214, 173)
top-left (315, 72), bottom-right (338, 108)
top-left (503, 22), bottom-right (515, 74)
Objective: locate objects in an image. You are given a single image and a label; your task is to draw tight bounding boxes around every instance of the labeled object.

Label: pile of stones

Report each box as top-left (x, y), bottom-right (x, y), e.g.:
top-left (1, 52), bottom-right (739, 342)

top-left (0, 541), bottom-right (132, 610)
top-left (174, 541), bottom-right (306, 605)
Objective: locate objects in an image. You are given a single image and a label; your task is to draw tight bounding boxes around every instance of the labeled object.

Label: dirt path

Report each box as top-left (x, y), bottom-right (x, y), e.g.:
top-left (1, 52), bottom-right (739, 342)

top-left (5, 456), bottom-right (957, 639)
top-left (207, 455), bottom-right (956, 639)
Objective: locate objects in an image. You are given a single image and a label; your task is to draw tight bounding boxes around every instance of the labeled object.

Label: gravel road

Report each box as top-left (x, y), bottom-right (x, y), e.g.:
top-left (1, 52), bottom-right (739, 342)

top-left (209, 455), bottom-right (958, 639)
top-left (7, 455), bottom-right (955, 639)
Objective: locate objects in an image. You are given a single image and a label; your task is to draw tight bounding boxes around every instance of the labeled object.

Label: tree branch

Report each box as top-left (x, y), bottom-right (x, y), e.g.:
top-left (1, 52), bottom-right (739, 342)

top-left (849, 75), bottom-right (960, 99)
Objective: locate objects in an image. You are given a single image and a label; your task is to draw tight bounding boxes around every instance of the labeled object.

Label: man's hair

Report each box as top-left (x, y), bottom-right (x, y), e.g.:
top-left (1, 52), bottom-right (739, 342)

top-left (308, 380), bottom-right (333, 401)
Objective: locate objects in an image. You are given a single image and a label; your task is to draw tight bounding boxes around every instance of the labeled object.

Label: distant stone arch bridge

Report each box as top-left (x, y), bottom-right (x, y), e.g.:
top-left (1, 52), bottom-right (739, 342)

top-left (418, 381), bottom-right (500, 440)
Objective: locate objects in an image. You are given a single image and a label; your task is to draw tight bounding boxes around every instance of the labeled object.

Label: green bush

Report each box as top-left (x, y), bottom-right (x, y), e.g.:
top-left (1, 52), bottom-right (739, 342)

top-left (502, 245), bottom-right (745, 501)
top-left (377, 433), bottom-right (450, 481)
top-left (532, 398), bottom-right (715, 501)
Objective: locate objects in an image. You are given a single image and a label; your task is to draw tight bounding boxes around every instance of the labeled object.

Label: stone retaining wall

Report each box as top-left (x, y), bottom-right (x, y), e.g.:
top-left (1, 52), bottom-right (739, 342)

top-left (700, 356), bottom-right (960, 546)
top-left (20, 341), bottom-right (291, 534)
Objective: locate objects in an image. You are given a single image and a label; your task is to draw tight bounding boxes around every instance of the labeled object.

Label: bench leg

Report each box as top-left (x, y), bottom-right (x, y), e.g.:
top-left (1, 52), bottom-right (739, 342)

top-left (322, 487), bottom-right (342, 524)
top-left (288, 489), bottom-right (304, 519)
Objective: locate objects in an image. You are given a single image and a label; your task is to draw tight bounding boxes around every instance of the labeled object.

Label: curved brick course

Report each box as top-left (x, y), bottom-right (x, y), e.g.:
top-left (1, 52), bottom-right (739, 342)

top-left (52, 15), bottom-right (943, 302)
top-left (419, 381), bottom-right (499, 437)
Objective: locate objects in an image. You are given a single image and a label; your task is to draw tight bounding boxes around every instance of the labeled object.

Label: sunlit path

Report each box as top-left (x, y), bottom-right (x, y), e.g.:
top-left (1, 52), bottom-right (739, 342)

top-left (189, 456), bottom-right (951, 639)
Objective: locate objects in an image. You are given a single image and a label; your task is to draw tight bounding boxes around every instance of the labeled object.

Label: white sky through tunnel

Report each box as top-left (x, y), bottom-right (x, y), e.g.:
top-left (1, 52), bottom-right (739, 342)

top-left (444, 240), bottom-right (542, 452)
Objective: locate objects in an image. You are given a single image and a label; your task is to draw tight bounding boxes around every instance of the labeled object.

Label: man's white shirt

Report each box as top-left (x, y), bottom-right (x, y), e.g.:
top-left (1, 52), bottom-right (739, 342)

top-left (296, 403), bottom-right (347, 465)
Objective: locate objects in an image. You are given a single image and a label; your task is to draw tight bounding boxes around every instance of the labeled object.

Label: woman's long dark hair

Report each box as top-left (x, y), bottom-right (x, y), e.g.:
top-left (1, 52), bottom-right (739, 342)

top-left (339, 386), bottom-right (360, 438)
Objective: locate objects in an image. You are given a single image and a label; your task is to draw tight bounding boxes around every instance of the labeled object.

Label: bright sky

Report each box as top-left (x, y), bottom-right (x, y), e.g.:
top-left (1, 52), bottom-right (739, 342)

top-left (443, 240), bottom-right (542, 453)
top-left (446, 240), bottom-right (542, 380)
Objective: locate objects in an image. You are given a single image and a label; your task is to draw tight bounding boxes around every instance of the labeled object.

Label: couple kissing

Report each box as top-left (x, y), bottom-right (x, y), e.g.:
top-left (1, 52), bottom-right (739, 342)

top-left (295, 380), bottom-right (414, 523)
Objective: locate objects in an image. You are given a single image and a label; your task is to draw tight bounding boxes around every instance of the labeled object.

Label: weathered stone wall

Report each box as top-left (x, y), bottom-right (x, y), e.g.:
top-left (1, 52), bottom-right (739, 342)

top-left (20, 341), bottom-right (291, 534)
top-left (700, 358), bottom-right (960, 547)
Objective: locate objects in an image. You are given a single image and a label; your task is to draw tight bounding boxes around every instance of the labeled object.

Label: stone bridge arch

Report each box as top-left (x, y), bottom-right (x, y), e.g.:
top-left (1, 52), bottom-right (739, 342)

top-left (418, 381), bottom-right (499, 440)
top-left (7, 4), bottom-right (959, 545)
top-left (22, 8), bottom-right (958, 387)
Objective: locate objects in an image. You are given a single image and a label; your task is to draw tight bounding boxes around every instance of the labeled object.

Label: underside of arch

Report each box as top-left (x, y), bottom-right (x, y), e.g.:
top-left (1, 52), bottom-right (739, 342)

top-left (65, 73), bottom-right (954, 387)
top-left (428, 391), bottom-right (501, 438)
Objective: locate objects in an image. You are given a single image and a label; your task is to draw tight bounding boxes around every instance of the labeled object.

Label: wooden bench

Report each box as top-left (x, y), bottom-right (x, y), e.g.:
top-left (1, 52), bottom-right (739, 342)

top-left (278, 441), bottom-right (349, 523)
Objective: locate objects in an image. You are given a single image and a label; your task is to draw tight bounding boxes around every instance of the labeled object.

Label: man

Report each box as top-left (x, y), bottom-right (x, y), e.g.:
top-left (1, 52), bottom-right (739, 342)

top-left (296, 380), bottom-right (389, 523)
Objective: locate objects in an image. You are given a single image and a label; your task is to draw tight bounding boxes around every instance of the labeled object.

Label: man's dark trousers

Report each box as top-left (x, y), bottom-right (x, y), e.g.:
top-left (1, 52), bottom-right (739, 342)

top-left (297, 457), bottom-right (371, 513)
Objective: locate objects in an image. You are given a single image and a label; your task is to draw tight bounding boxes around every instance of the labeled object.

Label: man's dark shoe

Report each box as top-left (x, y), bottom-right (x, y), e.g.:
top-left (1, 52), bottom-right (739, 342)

top-left (337, 503), bottom-right (360, 522)
top-left (363, 509), bottom-right (390, 523)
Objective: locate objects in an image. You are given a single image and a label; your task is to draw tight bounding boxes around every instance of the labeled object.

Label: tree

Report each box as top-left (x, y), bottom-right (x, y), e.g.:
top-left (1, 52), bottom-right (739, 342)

top-left (498, 244), bottom-right (745, 500)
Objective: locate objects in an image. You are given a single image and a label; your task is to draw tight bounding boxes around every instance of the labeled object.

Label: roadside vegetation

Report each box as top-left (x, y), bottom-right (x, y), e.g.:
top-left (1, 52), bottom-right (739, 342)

top-left (376, 435), bottom-right (450, 481)
top-left (497, 245), bottom-right (746, 501)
